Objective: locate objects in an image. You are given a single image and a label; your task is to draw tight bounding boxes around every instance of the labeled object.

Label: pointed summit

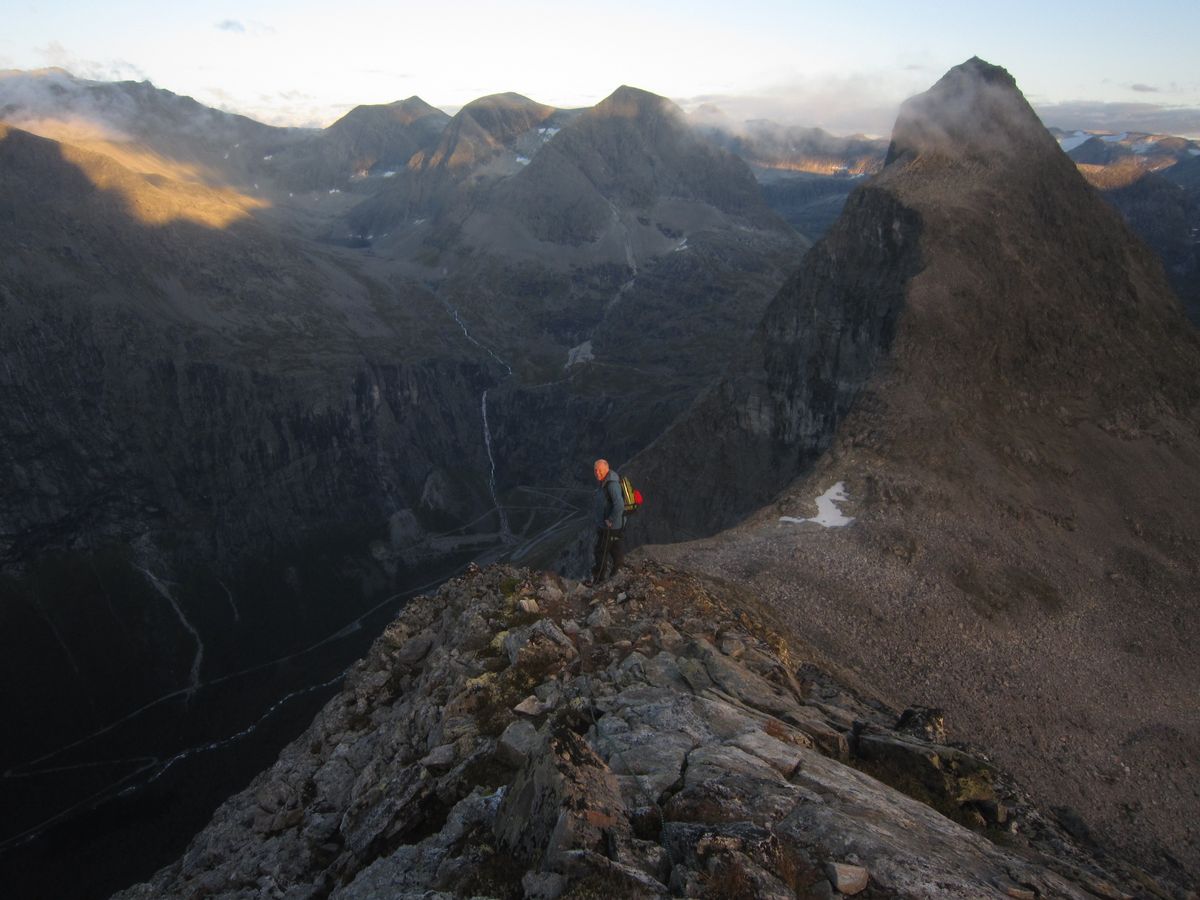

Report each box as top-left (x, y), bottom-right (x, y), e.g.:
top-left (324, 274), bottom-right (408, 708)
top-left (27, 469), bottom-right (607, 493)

top-left (885, 56), bottom-right (1056, 165)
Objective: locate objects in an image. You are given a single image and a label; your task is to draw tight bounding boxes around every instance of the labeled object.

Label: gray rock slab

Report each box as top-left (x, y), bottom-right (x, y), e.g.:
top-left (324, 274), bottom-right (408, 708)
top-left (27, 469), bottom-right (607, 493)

top-left (685, 743), bottom-right (787, 786)
top-left (419, 743), bottom-right (456, 771)
top-left (779, 747), bottom-right (1095, 899)
top-left (497, 720), bottom-right (539, 768)
top-left (728, 728), bottom-right (806, 776)
top-left (605, 728), bottom-right (693, 798)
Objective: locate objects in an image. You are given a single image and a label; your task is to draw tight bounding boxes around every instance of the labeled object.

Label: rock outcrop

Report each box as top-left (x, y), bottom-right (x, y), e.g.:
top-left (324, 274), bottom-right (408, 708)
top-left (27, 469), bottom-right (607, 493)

top-left (114, 561), bottom-right (1162, 899)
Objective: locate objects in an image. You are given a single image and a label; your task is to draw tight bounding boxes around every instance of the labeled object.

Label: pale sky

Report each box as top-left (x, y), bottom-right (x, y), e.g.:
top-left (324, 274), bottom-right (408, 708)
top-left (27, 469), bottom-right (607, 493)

top-left (3, 0), bottom-right (1199, 135)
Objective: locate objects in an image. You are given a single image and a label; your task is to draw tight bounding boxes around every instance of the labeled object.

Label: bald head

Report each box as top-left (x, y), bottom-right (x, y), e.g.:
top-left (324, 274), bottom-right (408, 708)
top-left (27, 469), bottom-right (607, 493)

top-left (593, 459), bottom-right (609, 481)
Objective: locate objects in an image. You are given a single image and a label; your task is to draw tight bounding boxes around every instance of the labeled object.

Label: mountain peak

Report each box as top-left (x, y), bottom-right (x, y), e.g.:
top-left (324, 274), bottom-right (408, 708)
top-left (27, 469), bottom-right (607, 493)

top-left (956, 55), bottom-right (1019, 87)
top-left (329, 95), bottom-right (447, 132)
top-left (460, 92), bottom-right (552, 116)
top-left (389, 95), bottom-right (442, 118)
top-left (594, 84), bottom-right (681, 122)
top-left (453, 91), bottom-right (557, 137)
top-left (884, 56), bottom-right (1052, 166)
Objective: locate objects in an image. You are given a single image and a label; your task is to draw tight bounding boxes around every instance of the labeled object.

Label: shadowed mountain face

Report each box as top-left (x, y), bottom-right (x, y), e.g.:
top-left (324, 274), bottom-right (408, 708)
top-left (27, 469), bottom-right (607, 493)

top-left (1048, 127), bottom-right (1200, 324)
top-left (634, 57), bottom-right (1200, 880)
top-left (0, 121), bottom-right (501, 771)
top-left (1073, 158), bottom-right (1200, 325)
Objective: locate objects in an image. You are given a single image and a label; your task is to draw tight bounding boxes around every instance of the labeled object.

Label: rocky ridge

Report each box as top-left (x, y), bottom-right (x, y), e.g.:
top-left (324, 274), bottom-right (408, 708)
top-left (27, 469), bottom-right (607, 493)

top-left (115, 561), bottom-right (1163, 899)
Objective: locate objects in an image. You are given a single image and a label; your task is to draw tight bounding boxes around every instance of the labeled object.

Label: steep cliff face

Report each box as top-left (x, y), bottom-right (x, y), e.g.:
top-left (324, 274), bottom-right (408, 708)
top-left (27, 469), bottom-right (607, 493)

top-left (640, 58), bottom-right (1200, 880)
top-left (630, 182), bottom-right (921, 544)
top-left (112, 561), bottom-right (1158, 900)
top-left (0, 123), bottom-right (504, 790)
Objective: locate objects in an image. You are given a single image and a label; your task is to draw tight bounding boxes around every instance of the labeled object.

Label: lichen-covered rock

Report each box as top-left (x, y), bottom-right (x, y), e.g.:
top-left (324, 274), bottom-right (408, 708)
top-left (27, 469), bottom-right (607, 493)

top-left (113, 562), bottom-right (1158, 900)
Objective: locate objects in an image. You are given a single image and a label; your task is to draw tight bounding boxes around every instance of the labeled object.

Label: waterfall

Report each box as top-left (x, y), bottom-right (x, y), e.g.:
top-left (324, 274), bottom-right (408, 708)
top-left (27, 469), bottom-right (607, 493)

top-left (482, 389), bottom-right (511, 539)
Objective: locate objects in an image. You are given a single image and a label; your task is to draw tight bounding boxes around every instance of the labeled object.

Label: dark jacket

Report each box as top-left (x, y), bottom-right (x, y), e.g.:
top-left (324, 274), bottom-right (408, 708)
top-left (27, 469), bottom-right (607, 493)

top-left (595, 469), bottom-right (625, 530)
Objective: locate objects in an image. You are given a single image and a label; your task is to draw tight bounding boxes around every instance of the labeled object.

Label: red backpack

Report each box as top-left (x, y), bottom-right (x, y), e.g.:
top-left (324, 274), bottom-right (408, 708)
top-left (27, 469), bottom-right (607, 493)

top-left (620, 476), bottom-right (643, 514)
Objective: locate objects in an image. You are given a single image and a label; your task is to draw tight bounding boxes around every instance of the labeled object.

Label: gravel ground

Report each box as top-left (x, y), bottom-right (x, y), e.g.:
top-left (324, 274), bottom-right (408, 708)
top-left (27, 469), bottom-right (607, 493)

top-left (647, 431), bottom-right (1200, 887)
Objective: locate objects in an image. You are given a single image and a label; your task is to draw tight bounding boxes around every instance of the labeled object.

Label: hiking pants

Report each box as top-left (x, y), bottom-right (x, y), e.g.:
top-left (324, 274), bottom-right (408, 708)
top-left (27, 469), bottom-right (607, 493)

top-left (592, 527), bottom-right (624, 581)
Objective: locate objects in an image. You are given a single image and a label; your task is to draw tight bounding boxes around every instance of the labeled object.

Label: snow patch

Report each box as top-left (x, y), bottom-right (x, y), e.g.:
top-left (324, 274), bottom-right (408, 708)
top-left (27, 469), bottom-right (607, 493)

top-left (538, 127), bottom-right (560, 139)
top-left (565, 340), bottom-right (594, 368)
top-left (262, 154), bottom-right (273, 161)
top-left (1058, 131), bottom-right (1091, 152)
top-left (780, 482), bottom-right (855, 528)
top-left (328, 188), bottom-right (341, 194)
top-left (673, 238), bottom-right (689, 252)
top-left (1100, 132), bottom-right (1129, 143)
top-left (1189, 149), bottom-right (1200, 157)
top-left (516, 156), bottom-right (530, 165)
top-left (382, 170), bottom-right (397, 177)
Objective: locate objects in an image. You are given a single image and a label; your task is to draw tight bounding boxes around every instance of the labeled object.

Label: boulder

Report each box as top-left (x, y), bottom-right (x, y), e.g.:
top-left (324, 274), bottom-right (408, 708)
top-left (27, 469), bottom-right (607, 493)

top-left (826, 861), bottom-right (869, 895)
top-left (504, 620), bottom-right (578, 676)
top-left (497, 719), bottom-right (539, 768)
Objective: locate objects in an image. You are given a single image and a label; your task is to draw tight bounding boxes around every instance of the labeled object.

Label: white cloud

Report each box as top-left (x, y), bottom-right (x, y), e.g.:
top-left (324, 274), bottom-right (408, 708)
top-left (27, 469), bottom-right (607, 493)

top-left (1036, 101), bottom-right (1200, 139)
top-left (35, 41), bottom-right (147, 83)
top-left (215, 19), bottom-right (275, 36)
top-left (676, 70), bottom-right (931, 138)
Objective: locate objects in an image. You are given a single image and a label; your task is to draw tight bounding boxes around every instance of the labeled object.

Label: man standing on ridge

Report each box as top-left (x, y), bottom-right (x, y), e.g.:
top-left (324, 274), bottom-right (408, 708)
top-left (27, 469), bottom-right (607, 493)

top-left (590, 458), bottom-right (624, 584)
